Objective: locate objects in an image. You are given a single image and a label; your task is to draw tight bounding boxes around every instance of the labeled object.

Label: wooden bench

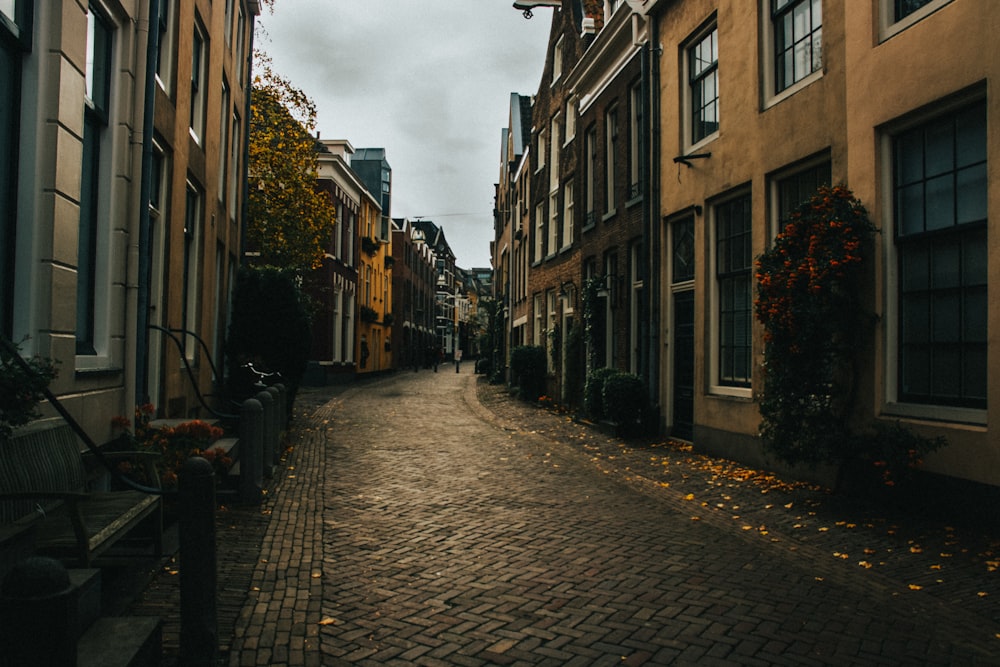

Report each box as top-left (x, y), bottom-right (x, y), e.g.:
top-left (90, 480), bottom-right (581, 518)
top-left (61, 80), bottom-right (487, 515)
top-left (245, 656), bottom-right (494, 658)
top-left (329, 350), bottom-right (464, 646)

top-left (0, 420), bottom-right (163, 568)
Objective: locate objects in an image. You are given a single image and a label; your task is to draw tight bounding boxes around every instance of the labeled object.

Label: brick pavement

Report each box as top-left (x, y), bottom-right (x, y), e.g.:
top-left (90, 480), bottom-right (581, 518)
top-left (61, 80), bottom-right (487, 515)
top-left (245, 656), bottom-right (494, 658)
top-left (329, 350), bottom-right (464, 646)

top-left (136, 370), bottom-right (1000, 665)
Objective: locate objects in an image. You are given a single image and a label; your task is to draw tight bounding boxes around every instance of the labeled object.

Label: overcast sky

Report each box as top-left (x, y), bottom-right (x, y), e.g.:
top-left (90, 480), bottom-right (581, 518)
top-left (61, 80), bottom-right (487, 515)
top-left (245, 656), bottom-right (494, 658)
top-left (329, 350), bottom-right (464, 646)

top-left (256, 1), bottom-right (554, 269)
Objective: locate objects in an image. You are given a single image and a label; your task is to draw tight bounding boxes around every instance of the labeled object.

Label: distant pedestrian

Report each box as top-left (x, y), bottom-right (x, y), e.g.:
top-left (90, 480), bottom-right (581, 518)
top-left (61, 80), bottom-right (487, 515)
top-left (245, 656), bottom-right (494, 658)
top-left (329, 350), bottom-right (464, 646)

top-left (454, 348), bottom-right (462, 373)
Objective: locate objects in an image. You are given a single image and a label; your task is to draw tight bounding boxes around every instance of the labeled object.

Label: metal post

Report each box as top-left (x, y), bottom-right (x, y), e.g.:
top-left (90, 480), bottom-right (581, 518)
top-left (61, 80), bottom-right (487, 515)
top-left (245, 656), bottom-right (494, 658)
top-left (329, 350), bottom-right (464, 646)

top-left (265, 386), bottom-right (281, 464)
top-left (239, 398), bottom-right (263, 505)
top-left (0, 557), bottom-right (77, 667)
top-left (255, 390), bottom-right (275, 477)
top-left (179, 456), bottom-right (217, 666)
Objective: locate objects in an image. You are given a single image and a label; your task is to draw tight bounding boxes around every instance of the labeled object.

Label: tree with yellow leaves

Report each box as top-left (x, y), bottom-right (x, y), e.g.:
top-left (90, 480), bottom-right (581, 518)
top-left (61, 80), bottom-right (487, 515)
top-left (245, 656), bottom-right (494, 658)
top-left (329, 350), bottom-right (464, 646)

top-left (247, 51), bottom-right (335, 271)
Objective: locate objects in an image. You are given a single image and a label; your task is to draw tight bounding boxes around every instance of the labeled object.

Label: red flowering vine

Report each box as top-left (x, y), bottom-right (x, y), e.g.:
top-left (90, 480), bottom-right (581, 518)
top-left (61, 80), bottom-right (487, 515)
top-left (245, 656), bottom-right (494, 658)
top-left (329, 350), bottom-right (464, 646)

top-left (754, 186), bottom-right (875, 466)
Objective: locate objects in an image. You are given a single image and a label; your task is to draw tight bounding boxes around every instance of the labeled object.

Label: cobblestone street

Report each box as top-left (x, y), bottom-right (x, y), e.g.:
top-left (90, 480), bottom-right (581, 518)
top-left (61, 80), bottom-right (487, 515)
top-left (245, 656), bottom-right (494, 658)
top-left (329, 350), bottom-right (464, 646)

top-left (134, 369), bottom-right (1000, 665)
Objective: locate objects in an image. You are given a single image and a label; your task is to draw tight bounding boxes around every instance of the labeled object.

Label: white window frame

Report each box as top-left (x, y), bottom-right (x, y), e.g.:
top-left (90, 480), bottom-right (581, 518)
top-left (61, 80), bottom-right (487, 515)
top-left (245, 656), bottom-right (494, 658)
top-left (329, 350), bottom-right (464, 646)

top-left (684, 20), bottom-right (719, 152)
top-left (604, 105), bottom-right (618, 215)
top-left (550, 114), bottom-right (561, 192)
top-left (189, 18), bottom-right (207, 144)
top-left (709, 190), bottom-right (753, 399)
top-left (535, 202), bottom-right (545, 262)
top-left (565, 98), bottom-right (577, 143)
top-left (548, 192), bottom-right (559, 257)
top-left (533, 293), bottom-right (544, 345)
top-left (552, 35), bottom-right (564, 84)
top-left (880, 93), bottom-right (988, 425)
top-left (536, 129), bottom-right (547, 173)
top-left (629, 81), bottom-right (642, 201)
top-left (761, 0), bottom-right (823, 108)
top-left (218, 77), bottom-right (230, 203)
top-left (77, 2), bottom-right (117, 367)
top-left (629, 243), bottom-right (643, 375)
top-left (879, 0), bottom-right (954, 42)
top-left (154, 0), bottom-right (175, 93)
top-left (561, 181), bottom-right (574, 250)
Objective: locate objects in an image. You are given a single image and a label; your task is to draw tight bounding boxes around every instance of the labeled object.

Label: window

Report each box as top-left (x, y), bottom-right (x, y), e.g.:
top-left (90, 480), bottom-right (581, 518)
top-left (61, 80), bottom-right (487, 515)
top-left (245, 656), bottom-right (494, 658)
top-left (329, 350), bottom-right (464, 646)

top-left (534, 202), bottom-right (545, 262)
top-left (537, 129), bottom-right (547, 171)
top-left (688, 25), bottom-right (719, 145)
top-left (604, 253), bottom-right (618, 367)
top-left (561, 182), bottom-right (574, 249)
top-left (224, 0), bottom-right (234, 49)
top-left (604, 106), bottom-right (618, 214)
top-left (235, 5), bottom-right (246, 85)
top-left (182, 181), bottom-right (203, 361)
top-left (565, 98), bottom-right (576, 142)
top-left (628, 81), bottom-right (642, 200)
top-left (190, 20), bottom-right (207, 143)
top-left (0, 0), bottom-right (30, 336)
top-left (77, 5), bottom-right (113, 355)
top-left (550, 115), bottom-right (561, 191)
top-left (895, 0), bottom-right (936, 20)
top-left (770, 160), bottom-right (831, 238)
top-left (218, 78), bottom-right (230, 203)
top-left (552, 36), bottom-right (564, 83)
top-left (533, 293), bottom-right (544, 345)
top-left (673, 217), bottom-right (695, 284)
top-left (584, 126), bottom-right (597, 228)
top-left (893, 101), bottom-right (987, 409)
top-left (547, 290), bottom-right (558, 371)
top-left (229, 113), bottom-right (240, 220)
top-left (771, 0), bottom-right (822, 94)
top-left (629, 242), bottom-right (644, 374)
top-left (154, 0), bottom-right (174, 92)
top-left (880, 0), bottom-right (952, 38)
top-left (715, 195), bottom-right (752, 388)
top-left (548, 192), bottom-right (559, 256)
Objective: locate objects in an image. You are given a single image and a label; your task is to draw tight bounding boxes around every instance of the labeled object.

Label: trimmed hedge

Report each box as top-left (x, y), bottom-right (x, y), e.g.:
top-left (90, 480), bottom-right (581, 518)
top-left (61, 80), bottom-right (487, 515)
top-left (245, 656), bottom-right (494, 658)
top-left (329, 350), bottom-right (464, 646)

top-left (585, 367), bottom-right (648, 436)
top-left (510, 345), bottom-right (546, 402)
top-left (584, 367), bottom-right (619, 421)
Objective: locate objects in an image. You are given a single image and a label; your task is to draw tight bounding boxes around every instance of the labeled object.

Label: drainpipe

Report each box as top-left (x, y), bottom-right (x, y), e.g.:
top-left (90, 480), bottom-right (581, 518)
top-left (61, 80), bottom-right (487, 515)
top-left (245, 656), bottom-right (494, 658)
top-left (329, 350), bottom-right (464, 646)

top-left (239, 11), bottom-right (257, 265)
top-left (645, 17), bottom-right (662, 428)
top-left (134, 0), bottom-right (161, 406)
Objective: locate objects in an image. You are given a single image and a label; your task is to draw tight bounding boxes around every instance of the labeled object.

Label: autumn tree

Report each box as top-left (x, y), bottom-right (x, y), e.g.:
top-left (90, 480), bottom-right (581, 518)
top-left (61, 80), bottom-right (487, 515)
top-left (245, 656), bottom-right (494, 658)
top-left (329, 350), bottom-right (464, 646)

top-left (247, 51), bottom-right (335, 271)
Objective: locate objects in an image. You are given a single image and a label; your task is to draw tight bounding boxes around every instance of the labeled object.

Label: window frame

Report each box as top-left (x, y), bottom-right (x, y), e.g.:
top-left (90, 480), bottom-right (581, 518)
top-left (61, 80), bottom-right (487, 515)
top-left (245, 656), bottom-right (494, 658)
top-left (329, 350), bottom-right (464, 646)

top-left (685, 20), bottom-right (719, 149)
top-left (561, 181), bottom-right (574, 250)
top-left (189, 17), bottom-right (207, 144)
top-left (767, 0), bottom-right (823, 99)
top-left (882, 96), bottom-right (988, 421)
top-left (879, 0), bottom-right (953, 41)
top-left (710, 191), bottom-right (753, 395)
top-left (154, 0), bottom-right (175, 93)
top-left (77, 3), bottom-right (115, 360)
top-left (604, 105), bottom-right (618, 216)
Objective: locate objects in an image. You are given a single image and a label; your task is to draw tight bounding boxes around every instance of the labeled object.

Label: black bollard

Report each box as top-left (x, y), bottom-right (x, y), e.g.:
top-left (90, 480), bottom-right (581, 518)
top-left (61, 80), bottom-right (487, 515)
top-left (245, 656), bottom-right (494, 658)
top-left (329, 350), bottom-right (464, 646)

top-left (179, 456), bottom-right (217, 666)
top-left (255, 390), bottom-right (275, 477)
top-left (0, 557), bottom-right (77, 667)
top-left (239, 398), bottom-right (264, 505)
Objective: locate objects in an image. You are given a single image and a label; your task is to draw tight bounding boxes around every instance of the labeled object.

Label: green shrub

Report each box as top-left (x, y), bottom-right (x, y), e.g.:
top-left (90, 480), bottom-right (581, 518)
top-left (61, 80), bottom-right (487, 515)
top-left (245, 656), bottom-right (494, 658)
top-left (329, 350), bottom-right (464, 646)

top-left (584, 367), bottom-right (619, 421)
top-left (602, 372), bottom-right (647, 436)
top-left (509, 345), bottom-right (546, 402)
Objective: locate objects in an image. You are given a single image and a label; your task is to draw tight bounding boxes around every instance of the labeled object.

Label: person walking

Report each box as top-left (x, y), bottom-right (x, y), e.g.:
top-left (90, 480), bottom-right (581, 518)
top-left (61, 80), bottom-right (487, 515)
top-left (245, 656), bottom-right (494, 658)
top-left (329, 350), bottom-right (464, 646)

top-left (454, 348), bottom-right (463, 373)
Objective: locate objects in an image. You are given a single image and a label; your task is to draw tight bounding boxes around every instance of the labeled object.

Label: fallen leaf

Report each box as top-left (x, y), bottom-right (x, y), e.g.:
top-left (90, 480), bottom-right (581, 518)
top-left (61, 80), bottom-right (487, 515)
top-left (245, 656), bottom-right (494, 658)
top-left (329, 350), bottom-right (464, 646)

top-left (908, 584), bottom-right (923, 591)
top-left (318, 617), bottom-right (337, 626)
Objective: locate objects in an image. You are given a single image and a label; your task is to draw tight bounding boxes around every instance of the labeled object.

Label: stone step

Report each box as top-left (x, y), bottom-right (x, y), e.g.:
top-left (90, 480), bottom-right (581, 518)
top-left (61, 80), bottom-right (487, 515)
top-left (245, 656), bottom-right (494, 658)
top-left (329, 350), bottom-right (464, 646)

top-left (77, 616), bottom-right (162, 667)
top-left (69, 568), bottom-right (102, 632)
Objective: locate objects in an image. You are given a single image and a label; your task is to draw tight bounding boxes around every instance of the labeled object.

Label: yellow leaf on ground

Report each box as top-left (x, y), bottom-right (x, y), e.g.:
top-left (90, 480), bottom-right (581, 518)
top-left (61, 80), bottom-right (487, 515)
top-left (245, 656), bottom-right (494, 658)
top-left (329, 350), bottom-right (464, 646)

top-left (908, 584), bottom-right (923, 591)
top-left (684, 493), bottom-right (695, 501)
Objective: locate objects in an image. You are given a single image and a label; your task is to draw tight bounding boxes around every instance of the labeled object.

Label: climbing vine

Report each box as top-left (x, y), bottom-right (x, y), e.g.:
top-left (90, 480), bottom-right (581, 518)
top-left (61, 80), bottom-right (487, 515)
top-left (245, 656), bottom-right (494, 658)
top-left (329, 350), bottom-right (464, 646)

top-left (755, 185), bottom-right (875, 465)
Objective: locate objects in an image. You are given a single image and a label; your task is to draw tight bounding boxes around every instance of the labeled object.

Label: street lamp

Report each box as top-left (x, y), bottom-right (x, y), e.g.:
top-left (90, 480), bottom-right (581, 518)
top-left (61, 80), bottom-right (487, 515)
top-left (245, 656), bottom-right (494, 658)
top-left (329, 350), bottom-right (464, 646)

top-left (512, 0), bottom-right (561, 19)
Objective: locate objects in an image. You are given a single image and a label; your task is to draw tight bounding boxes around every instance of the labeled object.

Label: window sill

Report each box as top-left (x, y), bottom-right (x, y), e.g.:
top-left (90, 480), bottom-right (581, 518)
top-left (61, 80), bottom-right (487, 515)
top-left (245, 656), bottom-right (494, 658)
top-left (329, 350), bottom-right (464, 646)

top-left (881, 402), bottom-right (987, 428)
top-left (602, 209), bottom-right (618, 223)
top-left (582, 222), bottom-right (596, 234)
top-left (708, 385), bottom-right (752, 400)
top-left (763, 70), bottom-right (822, 111)
top-left (559, 244), bottom-right (573, 255)
top-left (626, 194), bottom-right (643, 209)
